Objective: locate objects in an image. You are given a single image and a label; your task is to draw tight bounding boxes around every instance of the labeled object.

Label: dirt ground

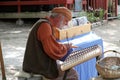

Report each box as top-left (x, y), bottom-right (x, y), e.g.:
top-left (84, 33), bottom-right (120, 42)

top-left (93, 19), bottom-right (120, 52)
top-left (0, 19), bottom-right (120, 80)
top-left (0, 19), bottom-right (34, 80)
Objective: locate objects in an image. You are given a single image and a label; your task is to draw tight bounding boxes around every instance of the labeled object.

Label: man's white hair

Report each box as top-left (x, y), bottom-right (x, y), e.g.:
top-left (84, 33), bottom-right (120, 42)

top-left (50, 12), bottom-right (65, 19)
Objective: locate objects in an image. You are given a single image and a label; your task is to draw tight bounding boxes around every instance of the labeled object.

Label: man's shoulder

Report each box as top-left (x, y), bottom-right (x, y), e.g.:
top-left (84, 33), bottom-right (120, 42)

top-left (32, 18), bottom-right (49, 28)
top-left (37, 18), bottom-right (49, 23)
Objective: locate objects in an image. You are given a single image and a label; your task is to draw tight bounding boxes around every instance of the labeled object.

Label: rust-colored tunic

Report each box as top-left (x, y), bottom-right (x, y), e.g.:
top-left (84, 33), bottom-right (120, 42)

top-left (37, 22), bottom-right (67, 60)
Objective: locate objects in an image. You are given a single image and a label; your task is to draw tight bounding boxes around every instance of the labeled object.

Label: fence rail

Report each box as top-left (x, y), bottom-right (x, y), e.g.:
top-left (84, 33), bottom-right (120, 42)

top-left (0, 0), bottom-right (118, 20)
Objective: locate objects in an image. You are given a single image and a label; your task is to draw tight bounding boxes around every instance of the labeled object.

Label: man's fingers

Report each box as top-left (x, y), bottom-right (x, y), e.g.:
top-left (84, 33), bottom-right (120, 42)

top-left (71, 46), bottom-right (78, 48)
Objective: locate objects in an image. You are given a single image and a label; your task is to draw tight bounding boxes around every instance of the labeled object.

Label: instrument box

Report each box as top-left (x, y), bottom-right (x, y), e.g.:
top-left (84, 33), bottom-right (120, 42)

top-left (53, 23), bottom-right (91, 40)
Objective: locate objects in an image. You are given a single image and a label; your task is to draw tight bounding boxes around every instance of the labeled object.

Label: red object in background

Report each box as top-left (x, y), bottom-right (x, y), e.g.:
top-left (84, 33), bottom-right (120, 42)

top-left (0, 0), bottom-right (74, 13)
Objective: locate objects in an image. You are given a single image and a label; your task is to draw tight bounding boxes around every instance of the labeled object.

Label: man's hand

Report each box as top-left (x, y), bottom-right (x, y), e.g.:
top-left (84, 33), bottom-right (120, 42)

top-left (64, 43), bottom-right (78, 50)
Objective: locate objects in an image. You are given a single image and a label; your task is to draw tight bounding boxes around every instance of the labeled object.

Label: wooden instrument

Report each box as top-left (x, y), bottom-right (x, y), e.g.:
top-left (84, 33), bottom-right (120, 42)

top-left (60, 45), bottom-right (102, 71)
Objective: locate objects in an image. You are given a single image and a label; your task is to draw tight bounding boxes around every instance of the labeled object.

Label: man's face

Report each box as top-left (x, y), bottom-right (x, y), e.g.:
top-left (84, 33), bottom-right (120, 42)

top-left (55, 15), bottom-right (69, 29)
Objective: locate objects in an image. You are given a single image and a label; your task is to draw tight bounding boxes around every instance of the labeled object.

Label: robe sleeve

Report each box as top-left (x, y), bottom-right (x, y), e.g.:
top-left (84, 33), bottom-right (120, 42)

top-left (37, 22), bottom-right (67, 60)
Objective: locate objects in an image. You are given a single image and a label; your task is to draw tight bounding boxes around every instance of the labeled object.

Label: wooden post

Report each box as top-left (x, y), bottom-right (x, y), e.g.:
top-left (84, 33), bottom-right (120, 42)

top-left (105, 0), bottom-right (108, 20)
top-left (0, 42), bottom-right (6, 80)
top-left (115, 0), bottom-right (118, 16)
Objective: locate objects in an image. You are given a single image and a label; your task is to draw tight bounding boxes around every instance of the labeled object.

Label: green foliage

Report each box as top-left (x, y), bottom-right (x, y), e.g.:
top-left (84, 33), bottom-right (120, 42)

top-left (99, 8), bottom-right (104, 20)
top-left (78, 8), bottom-right (105, 23)
top-left (79, 8), bottom-right (105, 23)
top-left (87, 11), bottom-right (97, 23)
top-left (78, 11), bottom-right (87, 17)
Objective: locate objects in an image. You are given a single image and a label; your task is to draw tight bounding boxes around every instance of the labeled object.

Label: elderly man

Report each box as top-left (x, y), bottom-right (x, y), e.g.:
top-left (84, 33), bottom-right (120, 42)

top-left (22, 7), bottom-right (78, 80)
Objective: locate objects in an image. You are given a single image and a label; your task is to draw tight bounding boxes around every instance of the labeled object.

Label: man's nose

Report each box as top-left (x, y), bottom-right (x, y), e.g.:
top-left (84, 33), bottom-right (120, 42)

top-left (65, 21), bottom-right (68, 25)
